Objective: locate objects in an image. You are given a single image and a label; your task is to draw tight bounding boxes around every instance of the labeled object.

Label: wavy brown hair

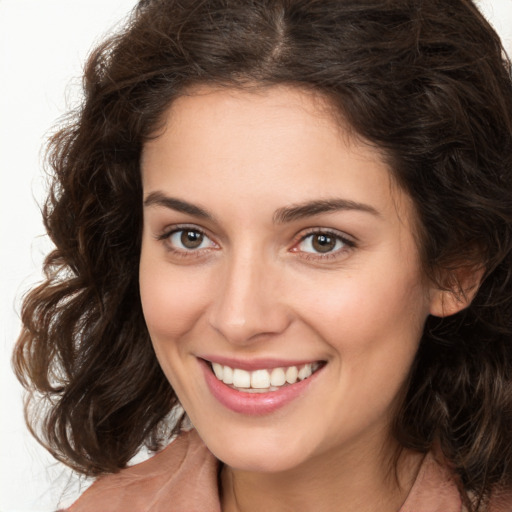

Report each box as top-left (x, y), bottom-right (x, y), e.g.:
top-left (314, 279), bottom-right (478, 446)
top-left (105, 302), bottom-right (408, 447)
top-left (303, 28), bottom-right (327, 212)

top-left (13, 0), bottom-right (512, 509)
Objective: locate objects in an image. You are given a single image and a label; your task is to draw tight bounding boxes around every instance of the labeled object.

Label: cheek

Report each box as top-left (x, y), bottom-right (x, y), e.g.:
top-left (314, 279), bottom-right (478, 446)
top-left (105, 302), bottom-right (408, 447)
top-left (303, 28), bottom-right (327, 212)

top-left (139, 252), bottom-right (211, 341)
top-left (293, 258), bottom-right (429, 356)
top-left (293, 266), bottom-right (427, 430)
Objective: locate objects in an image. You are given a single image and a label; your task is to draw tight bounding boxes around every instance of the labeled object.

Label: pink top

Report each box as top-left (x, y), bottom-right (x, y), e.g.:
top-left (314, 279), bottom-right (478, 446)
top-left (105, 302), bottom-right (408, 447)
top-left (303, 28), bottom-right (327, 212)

top-left (64, 430), bottom-right (511, 512)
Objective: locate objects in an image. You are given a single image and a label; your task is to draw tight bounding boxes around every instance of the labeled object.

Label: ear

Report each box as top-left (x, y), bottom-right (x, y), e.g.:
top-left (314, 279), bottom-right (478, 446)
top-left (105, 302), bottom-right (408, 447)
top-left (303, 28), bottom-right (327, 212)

top-left (429, 264), bottom-right (485, 318)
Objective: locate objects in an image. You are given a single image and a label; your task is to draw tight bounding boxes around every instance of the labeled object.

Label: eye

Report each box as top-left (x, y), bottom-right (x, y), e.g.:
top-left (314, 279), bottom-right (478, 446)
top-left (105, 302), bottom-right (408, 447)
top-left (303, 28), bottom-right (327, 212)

top-left (295, 230), bottom-right (353, 255)
top-left (166, 228), bottom-right (216, 251)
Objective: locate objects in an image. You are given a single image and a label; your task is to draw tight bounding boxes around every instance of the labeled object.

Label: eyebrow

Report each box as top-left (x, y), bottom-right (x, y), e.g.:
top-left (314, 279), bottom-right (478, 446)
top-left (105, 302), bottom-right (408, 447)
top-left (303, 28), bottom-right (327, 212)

top-left (143, 192), bottom-right (380, 223)
top-left (273, 199), bottom-right (380, 224)
top-left (144, 192), bottom-right (215, 220)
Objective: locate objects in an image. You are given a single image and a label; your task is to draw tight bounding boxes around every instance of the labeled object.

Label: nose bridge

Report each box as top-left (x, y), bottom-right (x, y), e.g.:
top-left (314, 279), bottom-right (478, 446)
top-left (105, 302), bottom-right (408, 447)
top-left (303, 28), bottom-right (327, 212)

top-left (209, 244), bottom-right (289, 344)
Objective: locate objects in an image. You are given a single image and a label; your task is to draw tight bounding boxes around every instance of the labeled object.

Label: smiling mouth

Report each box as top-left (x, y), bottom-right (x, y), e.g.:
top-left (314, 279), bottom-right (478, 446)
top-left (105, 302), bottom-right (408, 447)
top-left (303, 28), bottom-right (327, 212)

top-left (206, 361), bottom-right (325, 393)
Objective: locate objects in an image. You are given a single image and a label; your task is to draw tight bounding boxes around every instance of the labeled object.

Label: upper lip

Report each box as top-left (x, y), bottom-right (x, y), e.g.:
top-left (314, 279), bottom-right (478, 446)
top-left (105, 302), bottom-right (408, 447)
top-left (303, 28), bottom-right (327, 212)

top-left (199, 355), bottom-right (325, 371)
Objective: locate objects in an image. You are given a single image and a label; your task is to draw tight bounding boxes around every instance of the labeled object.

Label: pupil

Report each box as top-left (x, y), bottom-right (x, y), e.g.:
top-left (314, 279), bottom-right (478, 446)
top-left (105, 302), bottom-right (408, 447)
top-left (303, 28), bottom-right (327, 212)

top-left (312, 234), bottom-right (336, 253)
top-left (181, 230), bottom-right (203, 249)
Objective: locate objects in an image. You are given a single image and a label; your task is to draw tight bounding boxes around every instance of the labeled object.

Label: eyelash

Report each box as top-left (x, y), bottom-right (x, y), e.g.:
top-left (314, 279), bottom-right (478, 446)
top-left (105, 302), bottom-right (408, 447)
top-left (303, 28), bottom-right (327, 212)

top-left (156, 226), bottom-right (356, 261)
top-left (156, 225), bottom-right (216, 259)
top-left (292, 228), bottom-right (356, 261)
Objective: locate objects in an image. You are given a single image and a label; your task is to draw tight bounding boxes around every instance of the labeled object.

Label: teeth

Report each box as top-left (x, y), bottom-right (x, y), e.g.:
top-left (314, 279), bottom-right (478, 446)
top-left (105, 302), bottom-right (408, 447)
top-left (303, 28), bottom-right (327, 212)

top-left (212, 362), bottom-right (223, 380)
top-left (211, 361), bottom-right (322, 392)
top-left (270, 368), bottom-right (286, 387)
top-left (223, 366), bottom-right (234, 384)
top-left (298, 363), bottom-right (312, 381)
top-left (251, 369), bottom-right (270, 389)
top-left (240, 386), bottom-right (281, 393)
top-left (285, 366), bottom-right (298, 384)
top-left (233, 369), bottom-right (251, 388)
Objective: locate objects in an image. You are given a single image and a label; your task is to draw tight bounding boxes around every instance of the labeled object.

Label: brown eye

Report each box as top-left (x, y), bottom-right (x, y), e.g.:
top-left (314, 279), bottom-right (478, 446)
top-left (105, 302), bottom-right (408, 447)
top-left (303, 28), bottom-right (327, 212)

top-left (167, 228), bottom-right (215, 251)
top-left (311, 233), bottom-right (337, 253)
top-left (181, 230), bottom-right (204, 249)
top-left (297, 231), bottom-right (348, 255)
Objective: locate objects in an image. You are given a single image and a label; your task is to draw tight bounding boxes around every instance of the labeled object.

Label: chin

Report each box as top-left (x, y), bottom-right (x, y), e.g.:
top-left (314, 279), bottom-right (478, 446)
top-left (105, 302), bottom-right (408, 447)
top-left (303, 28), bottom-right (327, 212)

top-left (217, 448), bottom-right (305, 473)
top-left (196, 425), bottom-right (315, 473)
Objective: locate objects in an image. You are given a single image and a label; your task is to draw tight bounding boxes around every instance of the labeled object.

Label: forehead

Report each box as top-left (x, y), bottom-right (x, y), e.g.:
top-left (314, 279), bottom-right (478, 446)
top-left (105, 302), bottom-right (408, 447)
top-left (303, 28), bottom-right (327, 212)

top-left (141, 85), bottom-right (413, 228)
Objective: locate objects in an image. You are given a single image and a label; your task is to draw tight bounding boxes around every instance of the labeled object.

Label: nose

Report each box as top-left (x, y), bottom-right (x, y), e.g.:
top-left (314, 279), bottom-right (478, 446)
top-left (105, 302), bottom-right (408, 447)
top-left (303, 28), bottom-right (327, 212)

top-left (208, 249), bottom-right (291, 345)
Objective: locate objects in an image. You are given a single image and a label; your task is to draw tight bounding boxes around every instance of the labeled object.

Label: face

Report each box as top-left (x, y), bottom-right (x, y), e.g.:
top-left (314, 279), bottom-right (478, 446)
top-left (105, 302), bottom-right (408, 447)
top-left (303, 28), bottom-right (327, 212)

top-left (139, 86), bottom-right (436, 473)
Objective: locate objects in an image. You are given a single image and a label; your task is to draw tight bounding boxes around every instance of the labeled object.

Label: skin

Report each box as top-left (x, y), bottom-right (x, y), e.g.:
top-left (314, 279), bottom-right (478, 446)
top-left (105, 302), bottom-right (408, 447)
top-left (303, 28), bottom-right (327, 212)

top-left (139, 85), bottom-right (456, 511)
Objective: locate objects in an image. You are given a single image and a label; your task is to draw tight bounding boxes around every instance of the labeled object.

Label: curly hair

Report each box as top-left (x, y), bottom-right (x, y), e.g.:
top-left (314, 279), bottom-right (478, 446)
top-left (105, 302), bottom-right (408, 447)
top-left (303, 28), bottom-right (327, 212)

top-left (13, 0), bottom-right (512, 509)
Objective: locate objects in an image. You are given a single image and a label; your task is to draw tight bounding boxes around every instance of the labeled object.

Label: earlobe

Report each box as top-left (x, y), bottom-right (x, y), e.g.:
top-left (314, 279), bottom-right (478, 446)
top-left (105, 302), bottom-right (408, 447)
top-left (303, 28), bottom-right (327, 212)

top-left (429, 288), bottom-right (472, 317)
top-left (428, 266), bottom-right (485, 318)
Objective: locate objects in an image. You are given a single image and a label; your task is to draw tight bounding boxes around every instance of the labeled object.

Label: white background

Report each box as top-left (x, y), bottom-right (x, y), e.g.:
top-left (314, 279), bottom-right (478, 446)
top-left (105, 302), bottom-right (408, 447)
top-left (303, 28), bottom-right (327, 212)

top-left (1, 1), bottom-right (511, 510)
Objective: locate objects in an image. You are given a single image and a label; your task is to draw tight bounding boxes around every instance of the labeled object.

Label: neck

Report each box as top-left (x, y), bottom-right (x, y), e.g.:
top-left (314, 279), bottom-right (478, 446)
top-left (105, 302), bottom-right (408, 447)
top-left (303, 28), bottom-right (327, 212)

top-left (220, 435), bottom-right (423, 512)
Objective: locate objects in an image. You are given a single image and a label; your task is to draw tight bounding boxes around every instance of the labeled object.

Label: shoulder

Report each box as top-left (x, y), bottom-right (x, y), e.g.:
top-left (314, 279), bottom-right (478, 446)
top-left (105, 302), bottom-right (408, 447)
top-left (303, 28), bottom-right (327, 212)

top-left (400, 453), bottom-right (463, 512)
top-left (489, 487), bottom-right (512, 512)
top-left (62, 429), bottom-right (220, 512)
top-left (401, 452), bottom-right (512, 512)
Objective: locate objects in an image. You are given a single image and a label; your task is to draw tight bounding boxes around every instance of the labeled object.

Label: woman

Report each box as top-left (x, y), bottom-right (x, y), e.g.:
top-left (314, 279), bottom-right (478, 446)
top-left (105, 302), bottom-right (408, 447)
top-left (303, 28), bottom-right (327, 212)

top-left (13, 0), bottom-right (512, 510)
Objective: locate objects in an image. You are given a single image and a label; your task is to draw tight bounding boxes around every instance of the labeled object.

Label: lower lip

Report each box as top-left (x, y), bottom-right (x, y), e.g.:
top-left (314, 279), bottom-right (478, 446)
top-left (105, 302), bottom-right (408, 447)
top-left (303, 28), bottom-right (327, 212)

top-left (200, 359), bottom-right (323, 415)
